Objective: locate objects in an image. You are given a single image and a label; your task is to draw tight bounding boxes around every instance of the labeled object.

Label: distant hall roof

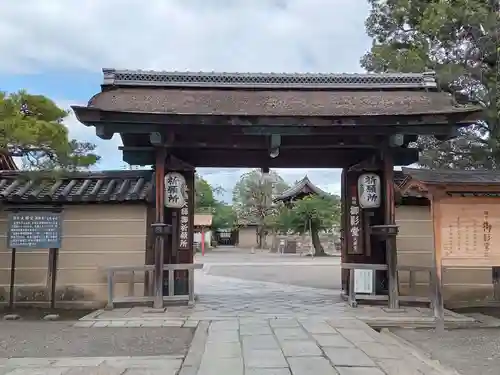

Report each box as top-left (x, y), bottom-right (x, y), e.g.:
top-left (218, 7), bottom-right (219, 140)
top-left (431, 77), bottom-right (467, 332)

top-left (275, 176), bottom-right (330, 201)
top-left (0, 153), bottom-right (17, 171)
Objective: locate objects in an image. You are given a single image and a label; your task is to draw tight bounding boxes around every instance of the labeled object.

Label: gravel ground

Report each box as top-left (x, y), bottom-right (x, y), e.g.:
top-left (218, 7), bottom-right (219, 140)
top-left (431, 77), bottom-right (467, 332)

top-left (394, 328), bottom-right (500, 375)
top-left (206, 264), bottom-right (342, 290)
top-left (0, 322), bottom-right (193, 358)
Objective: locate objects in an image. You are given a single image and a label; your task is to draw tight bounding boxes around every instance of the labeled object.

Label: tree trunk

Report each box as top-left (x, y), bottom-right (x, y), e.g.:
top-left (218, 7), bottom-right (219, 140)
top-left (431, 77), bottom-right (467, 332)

top-left (311, 222), bottom-right (326, 256)
top-left (257, 226), bottom-right (265, 249)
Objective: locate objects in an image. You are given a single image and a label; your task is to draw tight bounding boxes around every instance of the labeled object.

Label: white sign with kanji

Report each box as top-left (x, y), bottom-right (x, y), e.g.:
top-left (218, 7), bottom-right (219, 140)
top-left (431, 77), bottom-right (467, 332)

top-left (354, 269), bottom-right (374, 294)
top-left (350, 197), bottom-right (360, 253)
top-left (165, 172), bottom-right (187, 208)
top-left (179, 202), bottom-right (189, 249)
top-left (358, 173), bottom-right (381, 209)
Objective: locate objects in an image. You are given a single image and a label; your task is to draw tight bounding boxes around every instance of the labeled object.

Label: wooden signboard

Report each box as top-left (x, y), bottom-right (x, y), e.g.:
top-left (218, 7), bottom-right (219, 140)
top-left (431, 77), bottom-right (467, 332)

top-left (440, 202), bottom-right (499, 266)
top-left (8, 212), bottom-right (62, 249)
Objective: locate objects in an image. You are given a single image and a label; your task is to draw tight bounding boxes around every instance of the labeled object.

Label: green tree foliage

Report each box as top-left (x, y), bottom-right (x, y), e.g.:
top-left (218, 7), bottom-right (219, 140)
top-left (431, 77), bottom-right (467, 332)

top-left (275, 195), bottom-right (341, 256)
top-left (194, 174), bottom-right (235, 231)
top-left (0, 90), bottom-right (99, 170)
top-left (211, 203), bottom-right (237, 230)
top-left (361, 0), bottom-right (499, 169)
top-left (194, 175), bottom-right (217, 209)
top-left (232, 169), bottom-right (289, 248)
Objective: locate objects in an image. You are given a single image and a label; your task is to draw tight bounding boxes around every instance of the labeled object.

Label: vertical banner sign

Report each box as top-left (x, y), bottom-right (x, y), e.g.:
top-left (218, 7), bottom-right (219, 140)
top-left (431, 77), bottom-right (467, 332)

top-left (8, 212), bottom-right (62, 249)
top-left (349, 191), bottom-right (361, 254)
top-left (164, 172), bottom-right (187, 209)
top-left (179, 197), bottom-right (189, 249)
top-left (358, 173), bottom-right (381, 209)
top-left (483, 210), bottom-right (492, 258)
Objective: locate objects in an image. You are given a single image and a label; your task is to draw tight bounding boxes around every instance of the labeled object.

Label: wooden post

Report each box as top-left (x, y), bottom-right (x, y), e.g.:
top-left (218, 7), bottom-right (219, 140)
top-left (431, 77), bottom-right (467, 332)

top-left (430, 195), bottom-right (445, 332)
top-left (154, 147), bottom-right (166, 309)
top-left (493, 267), bottom-right (500, 300)
top-left (106, 269), bottom-right (114, 310)
top-left (172, 211), bottom-right (178, 260)
top-left (171, 210), bottom-right (178, 295)
top-left (340, 168), bottom-right (348, 294)
top-left (46, 248), bottom-right (59, 309)
top-left (8, 248), bottom-right (16, 309)
top-left (383, 150), bottom-right (399, 309)
top-left (201, 228), bottom-right (205, 256)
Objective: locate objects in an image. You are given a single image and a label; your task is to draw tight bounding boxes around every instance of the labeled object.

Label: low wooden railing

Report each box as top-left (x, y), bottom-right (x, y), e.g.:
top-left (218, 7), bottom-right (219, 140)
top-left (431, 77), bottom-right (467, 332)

top-left (106, 263), bottom-right (203, 310)
top-left (342, 263), bottom-right (436, 308)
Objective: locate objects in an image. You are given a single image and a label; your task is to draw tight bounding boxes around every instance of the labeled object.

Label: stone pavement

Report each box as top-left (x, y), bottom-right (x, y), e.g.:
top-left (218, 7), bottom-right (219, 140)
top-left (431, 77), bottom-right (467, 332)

top-left (181, 317), bottom-right (452, 375)
top-left (62, 272), bottom-right (472, 374)
top-left (2, 256), bottom-right (472, 374)
top-left (76, 271), bottom-right (474, 328)
top-left (0, 355), bottom-right (183, 374)
top-left (8, 318), bottom-right (452, 374)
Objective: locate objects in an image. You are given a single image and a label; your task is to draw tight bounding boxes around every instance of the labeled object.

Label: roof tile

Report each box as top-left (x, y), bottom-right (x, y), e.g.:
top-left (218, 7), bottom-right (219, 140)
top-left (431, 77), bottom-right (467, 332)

top-left (89, 88), bottom-right (475, 117)
top-left (275, 176), bottom-right (330, 201)
top-left (401, 168), bottom-right (500, 185)
top-left (0, 170), bottom-right (153, 203)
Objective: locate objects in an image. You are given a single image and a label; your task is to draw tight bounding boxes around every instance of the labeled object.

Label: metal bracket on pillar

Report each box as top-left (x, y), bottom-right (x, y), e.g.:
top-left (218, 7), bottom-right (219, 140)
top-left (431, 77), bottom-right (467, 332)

top-left (369, 224), bottom-right (399, 238)
top-left (150, 132), bottom-right (163, 146)
top-left (151, 222), bottom-right (172, 237)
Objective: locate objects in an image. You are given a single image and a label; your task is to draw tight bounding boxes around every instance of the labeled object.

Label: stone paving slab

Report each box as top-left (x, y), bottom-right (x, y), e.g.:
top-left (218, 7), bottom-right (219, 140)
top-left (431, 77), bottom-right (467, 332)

top-left (0, 355), bottom-right (183, 375)
top-left (176, 317), bottom-right (455, 374)
top-left (74, 272), bottom-right (475, 328)
top-left (0, 318), bottom-right (457, 374)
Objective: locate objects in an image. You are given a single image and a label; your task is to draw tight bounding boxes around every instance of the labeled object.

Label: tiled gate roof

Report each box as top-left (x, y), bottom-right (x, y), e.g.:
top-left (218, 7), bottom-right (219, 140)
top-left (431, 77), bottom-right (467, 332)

top-left (0, 170), bottom-right (153, 203)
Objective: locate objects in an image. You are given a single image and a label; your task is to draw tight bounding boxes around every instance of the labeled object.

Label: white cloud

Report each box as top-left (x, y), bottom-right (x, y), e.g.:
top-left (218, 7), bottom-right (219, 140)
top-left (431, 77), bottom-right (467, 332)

top-left (57, 101), bottom-right (123, 170)
top-left (1, 0), bottom-right (370, 193)
top-left (0, 0), bottom-right (371, 74)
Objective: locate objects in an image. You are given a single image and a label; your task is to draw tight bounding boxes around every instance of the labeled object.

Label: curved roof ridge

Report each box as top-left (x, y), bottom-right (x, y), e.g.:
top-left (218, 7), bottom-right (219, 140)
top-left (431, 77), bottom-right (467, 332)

top-left (275, 175), bottom-right (330, 201)
top-left (102, 68), bottom-right (438, 90)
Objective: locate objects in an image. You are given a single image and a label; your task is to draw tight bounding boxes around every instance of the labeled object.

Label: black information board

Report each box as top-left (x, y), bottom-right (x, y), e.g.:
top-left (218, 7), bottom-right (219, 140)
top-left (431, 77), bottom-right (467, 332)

top-left (7, 212), bottom-right (62, 249)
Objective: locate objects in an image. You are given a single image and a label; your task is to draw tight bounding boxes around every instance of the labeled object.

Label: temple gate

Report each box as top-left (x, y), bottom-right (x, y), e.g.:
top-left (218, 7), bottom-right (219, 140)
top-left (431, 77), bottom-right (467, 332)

top-left (73, 69), bottom-right (481, 310)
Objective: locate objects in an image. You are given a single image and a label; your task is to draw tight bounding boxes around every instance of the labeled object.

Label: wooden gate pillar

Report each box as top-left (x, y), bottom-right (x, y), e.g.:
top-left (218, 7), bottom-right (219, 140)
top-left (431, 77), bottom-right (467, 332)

top-left (163, 161), bottom-right (194, 296)
top-left (152, 143), bottom-right (167, 309)
top-left (382, 150), bottom-right (399, 309)
top-left (342, 154), bottom-right (399, 305)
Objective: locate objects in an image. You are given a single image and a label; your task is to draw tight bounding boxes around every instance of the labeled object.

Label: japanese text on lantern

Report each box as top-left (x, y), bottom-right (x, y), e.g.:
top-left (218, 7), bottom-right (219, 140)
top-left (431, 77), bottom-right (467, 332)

top-left (165, 172), bottom-right (186, 209)
top-left (358, 173), bottom-right (381, 209)
top-left (350, 195), bottom-right (360, 253)
top-left (179, 200), bottom-right (189, 249)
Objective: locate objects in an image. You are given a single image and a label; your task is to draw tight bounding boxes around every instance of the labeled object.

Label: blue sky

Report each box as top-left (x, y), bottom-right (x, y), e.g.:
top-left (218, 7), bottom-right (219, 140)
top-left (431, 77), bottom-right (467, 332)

top-left (0, 0), bottom-right (373, 202)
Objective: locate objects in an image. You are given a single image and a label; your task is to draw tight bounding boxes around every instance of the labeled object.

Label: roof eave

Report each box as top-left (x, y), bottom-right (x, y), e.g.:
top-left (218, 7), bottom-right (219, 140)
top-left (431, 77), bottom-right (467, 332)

top-left (274, 177), bottom-right (330, 201)
top-left (72, 105), bottom-right (101, 126)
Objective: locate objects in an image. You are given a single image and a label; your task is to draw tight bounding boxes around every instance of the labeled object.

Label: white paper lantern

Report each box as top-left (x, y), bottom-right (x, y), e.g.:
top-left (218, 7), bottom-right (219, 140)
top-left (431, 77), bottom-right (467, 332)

top-left (357, 173), bottom-right (381, 209)
top-left (164, 172), bottom-right (187, 208)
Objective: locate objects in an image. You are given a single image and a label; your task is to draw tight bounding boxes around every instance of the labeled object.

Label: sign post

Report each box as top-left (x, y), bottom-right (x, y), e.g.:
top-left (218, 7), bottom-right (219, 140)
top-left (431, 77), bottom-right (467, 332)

top-left (7, 212), bottom-right (62, 308)
top-left (8, 248), bottom-right (16, 309)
